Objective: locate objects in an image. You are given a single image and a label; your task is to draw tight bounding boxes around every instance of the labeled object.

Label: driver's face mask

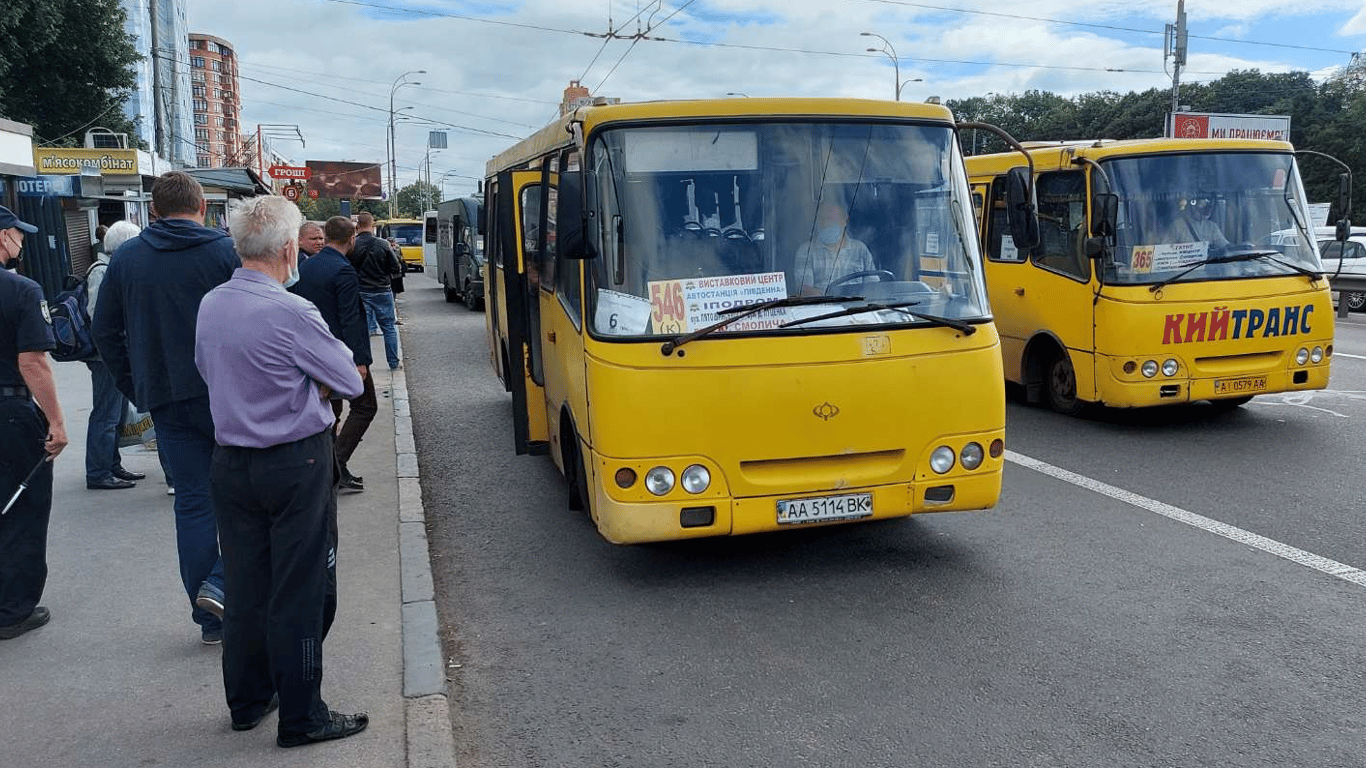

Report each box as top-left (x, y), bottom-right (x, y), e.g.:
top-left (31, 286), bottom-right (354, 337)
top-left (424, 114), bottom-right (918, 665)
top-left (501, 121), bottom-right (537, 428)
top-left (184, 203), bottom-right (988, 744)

top-left (817, 225), bottom-right (843, 245)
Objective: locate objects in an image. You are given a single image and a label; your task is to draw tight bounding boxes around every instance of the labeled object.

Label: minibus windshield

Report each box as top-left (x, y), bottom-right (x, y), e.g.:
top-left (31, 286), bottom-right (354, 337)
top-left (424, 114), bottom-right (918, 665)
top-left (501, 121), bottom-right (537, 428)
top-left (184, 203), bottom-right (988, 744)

top-left (585, 121), bottom-right (989, 339)
top-left (1100, 151), bottom-right (1322, 286)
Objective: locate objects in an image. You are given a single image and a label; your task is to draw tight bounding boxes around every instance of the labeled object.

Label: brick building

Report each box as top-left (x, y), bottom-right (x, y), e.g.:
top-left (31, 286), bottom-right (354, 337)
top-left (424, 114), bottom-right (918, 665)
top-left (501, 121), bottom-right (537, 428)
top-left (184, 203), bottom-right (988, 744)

top-left (188, 33), bottom-right (242, 168)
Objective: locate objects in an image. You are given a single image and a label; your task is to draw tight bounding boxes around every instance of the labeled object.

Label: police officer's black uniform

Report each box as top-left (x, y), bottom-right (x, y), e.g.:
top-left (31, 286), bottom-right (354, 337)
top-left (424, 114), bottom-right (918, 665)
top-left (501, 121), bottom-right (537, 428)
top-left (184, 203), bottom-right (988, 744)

top-left (0, 250), bottom-right (56, 633)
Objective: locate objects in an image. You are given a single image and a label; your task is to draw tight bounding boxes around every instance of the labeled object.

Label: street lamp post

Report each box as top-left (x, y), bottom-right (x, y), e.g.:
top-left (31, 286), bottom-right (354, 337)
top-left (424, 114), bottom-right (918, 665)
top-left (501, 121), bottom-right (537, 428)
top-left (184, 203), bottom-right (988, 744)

top-left (899, 78), bottom-right (924, 98)
top-left (388, 70), bottom-right (425, 218)
top-left (861, 32), bottom-right (901, 101)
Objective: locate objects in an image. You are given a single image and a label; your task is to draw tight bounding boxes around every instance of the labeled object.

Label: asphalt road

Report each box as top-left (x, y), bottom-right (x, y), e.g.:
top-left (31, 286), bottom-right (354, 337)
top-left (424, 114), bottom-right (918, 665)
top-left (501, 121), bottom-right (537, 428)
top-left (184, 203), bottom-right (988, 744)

top-left (402, 275), bottom-right (1366, 768)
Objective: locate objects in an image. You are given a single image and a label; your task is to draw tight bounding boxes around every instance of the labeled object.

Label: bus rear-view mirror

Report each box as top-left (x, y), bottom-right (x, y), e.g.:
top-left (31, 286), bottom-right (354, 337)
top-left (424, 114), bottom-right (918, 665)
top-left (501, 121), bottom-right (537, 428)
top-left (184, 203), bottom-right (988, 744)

top-left (559, 167), bottom-right (595, 259)
top-left (1336, 173), bottom-right (1352, 241)
top-left (1005, 166), bottom-right (1040, 252)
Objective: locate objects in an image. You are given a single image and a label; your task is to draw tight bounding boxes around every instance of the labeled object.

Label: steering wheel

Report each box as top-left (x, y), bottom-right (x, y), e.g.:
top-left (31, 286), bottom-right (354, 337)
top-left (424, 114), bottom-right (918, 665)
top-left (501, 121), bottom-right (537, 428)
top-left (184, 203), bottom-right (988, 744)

top-left (825, 270), bottom-right (896, 295)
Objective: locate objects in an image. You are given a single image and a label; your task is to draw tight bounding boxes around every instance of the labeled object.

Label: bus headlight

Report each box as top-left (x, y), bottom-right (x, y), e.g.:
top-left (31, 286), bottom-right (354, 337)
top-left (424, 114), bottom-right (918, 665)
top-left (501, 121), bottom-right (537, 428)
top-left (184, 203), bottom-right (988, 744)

top-left (1141, 360), bottom-right (1158, 378)
top-left (1296, 347), bottom-right (1309, 365)
top-left (960, 442), bottom-right (984, 470)
top-left (644, 467), bottom-right (675, 496)
top-left (1161, 359), bottom-right (1179, 377)
top-left (680, 465), bottom-right (711, 494)
top-left (930, 446), bottom-right (955, 474)
top-left (1311, 346), bottom-right (1324, 363)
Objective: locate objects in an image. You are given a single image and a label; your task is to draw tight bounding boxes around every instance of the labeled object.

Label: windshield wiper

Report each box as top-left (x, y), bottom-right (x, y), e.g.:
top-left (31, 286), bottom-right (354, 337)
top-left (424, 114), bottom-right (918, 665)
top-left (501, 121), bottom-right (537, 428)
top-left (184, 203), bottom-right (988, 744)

top-left (659, 295), bottom-right (855, 356)
top-left (1148, 249), bottom-right (1320, 294)
top-left (778, 300), bottom-right (977, 335)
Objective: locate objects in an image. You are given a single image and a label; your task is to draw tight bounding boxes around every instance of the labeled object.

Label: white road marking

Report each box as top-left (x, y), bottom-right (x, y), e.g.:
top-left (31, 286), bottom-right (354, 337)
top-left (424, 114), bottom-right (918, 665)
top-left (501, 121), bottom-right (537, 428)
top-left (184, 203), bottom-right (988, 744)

top-left (1006, 450), bottom-right (1366, 588)
top-left (1333, 352), bottom-right (1366, 360)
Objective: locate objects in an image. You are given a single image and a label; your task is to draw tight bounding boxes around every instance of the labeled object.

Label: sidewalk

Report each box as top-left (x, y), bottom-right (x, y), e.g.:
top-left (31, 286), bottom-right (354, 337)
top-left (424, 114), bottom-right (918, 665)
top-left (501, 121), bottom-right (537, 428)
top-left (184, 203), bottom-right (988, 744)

top-left (0, 336), bottom-right (453, 767)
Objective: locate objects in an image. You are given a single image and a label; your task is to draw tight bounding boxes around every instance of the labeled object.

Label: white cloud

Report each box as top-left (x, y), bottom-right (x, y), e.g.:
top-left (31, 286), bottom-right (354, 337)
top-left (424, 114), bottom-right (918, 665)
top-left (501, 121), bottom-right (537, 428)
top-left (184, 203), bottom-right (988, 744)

top-left (186, 0), bottom-right (1364, 195)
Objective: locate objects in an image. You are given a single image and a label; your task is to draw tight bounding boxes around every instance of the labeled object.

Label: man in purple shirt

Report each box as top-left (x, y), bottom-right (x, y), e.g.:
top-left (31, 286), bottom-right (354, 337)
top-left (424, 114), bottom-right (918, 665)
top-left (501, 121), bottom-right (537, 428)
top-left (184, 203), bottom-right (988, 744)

top-left (195, 195), bottom-right (369, 748)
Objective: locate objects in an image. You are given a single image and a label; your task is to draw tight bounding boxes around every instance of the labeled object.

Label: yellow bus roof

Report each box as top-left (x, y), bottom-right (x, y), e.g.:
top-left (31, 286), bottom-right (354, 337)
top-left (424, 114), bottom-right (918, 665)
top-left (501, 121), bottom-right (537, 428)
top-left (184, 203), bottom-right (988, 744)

top-left (964, 137), bottom-right (1297, 176)
top-left (486, 98), bottom-right (957, 178)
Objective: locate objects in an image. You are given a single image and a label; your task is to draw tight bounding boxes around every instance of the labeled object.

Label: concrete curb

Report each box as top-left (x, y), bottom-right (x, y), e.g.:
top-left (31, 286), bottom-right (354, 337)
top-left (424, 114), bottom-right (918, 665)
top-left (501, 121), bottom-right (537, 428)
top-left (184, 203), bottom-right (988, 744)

top-left (388, 367), bottom-right (457, 768)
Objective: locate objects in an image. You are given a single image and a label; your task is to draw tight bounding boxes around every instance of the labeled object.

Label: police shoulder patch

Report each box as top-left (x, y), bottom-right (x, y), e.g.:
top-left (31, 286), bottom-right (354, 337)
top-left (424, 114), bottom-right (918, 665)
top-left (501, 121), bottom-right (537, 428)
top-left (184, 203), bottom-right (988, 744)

top-left (39, 299), bottom-right (51, 324)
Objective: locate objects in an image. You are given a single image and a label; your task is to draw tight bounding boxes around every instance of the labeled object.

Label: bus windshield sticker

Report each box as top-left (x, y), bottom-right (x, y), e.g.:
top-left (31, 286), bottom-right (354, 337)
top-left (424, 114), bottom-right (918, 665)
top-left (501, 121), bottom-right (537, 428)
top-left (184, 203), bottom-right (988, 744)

top-left (1131, 242), bottom-right (1208, 274)
top-left (649, 272), bottom-right (788, 334)
top-left (596, 289), bottom-right (653, 336)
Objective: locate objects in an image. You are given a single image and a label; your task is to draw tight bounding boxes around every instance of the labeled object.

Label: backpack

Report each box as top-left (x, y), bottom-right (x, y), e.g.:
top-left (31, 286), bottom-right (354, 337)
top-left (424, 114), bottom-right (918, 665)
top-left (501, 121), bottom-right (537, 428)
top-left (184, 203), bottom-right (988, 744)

top-left (49, 262), bottom-right (102, 362)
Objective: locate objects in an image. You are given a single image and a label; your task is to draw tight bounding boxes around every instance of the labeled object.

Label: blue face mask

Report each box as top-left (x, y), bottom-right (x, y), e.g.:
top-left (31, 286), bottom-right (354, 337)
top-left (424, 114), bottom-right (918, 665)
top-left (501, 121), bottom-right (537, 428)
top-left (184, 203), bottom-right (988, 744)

top-left (817, 225), bottom-right (843, 245)
top-left (283, 256), bottom-right (300, 288)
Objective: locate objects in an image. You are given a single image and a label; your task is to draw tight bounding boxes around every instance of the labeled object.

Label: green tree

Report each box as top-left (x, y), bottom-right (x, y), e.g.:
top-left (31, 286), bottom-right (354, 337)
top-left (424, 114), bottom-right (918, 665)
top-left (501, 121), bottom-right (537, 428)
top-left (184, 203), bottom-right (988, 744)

top-left (296, 194), bottom-right (389, 222)
top-left (395, 181), bottom-right (442, 218)
top-left (0, 0), bottom-right (142, 145)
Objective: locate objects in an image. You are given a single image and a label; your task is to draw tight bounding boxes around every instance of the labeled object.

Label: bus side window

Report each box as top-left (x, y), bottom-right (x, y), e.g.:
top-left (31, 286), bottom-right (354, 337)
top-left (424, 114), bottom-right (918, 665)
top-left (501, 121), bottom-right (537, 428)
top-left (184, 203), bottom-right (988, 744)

top-left (1029, 171), bottom-right (1089, 281)
top-left (539, 155), bottom-right (557, 292)
top-left (985, 177), bottom-right (1023, 262)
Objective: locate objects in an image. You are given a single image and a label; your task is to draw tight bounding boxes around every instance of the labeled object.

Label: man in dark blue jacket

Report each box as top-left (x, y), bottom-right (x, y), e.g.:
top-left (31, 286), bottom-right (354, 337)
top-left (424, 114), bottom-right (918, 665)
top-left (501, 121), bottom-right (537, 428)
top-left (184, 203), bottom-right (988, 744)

top-left (93, 171), bottom-right (236, 645)
top-left (290, 215), bottom-right (373, 491)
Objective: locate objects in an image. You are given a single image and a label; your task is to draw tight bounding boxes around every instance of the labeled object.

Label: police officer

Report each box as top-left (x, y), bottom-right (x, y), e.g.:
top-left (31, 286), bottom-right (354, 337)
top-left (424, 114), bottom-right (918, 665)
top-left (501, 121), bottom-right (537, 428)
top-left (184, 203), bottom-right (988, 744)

top-left (0, 204), bottom-right (67, 640)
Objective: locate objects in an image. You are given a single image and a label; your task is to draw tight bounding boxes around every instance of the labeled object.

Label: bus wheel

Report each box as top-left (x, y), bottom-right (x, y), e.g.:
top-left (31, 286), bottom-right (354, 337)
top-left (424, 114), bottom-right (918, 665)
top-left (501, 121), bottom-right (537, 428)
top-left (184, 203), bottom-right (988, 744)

top-left (443, 282), bottom-right (457, 303)
top-left (1208, 396), bottom-right (1254, 412)
top-left (1348, 292), bottom-right (1366, 312)
top-left (562, 422), bottom-right (589, 514)
top-left (1047, 351), bottom-right (1086, 416)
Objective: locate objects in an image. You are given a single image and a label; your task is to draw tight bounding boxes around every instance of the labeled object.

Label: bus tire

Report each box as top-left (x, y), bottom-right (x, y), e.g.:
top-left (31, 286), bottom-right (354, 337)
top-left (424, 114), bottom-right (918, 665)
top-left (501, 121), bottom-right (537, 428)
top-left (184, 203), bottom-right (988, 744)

top-left (1047, 350), bottom-right (1087, 416)
top-left (464, 279), bottom-right (479, 311)
top-left (561, 416), bottom-right (589, 514)
top-left (443, 281), bottom-right (457, 303)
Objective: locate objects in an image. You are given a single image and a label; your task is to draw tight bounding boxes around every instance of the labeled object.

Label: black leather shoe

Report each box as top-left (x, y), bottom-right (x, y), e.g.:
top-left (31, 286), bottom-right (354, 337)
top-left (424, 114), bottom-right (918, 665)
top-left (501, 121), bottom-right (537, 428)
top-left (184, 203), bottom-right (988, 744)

top-left (232, 694), bottom-right (279, 731)
top-left (338, 468), bottom-right (364, 491)
top-left (112, 467), bottom-right (146, 481)
top-left (277, 710), bottom-right (369, 748)
top-left (0, 607), bottom-right (51, 640)
top-left (87, 477), bottom-right (136, 490)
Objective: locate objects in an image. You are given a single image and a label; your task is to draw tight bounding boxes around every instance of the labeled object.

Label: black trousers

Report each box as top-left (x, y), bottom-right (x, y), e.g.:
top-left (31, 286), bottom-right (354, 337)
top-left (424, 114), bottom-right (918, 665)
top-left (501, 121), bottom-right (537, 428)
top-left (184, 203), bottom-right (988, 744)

top-left (0, 397), bottom-right (52, 627)
top-left (210, 428), bottom-right (338, 735)
top-left (331, 369), bottom-right (377, 467)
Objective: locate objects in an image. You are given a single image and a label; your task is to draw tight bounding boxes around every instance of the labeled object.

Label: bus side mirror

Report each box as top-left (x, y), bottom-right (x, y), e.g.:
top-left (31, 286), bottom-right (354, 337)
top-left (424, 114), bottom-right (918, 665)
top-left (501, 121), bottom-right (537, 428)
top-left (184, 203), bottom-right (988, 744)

top-left (559, 168), bottom-right (596, 259)
top-left (476, 206), bottom-right (486, 236)
top-left (1091, 193), bottom-right (1118, 238)
top-left (1004, 166), bottom-right (1040, 252)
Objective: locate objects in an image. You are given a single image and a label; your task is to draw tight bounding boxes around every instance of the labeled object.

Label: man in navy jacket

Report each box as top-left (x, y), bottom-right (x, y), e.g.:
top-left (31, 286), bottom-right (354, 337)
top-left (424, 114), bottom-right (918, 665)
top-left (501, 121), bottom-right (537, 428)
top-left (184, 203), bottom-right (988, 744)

top-left (93, 171), bottom-right (236, 644)
top-left (290, 215), bottom-right (373, 491)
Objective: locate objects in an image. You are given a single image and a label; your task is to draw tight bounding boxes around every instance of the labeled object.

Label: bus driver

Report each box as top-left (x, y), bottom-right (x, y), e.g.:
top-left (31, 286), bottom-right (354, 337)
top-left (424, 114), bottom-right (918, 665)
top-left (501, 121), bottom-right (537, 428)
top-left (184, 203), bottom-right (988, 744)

top-left (794, 201), bottom-right (875, 295)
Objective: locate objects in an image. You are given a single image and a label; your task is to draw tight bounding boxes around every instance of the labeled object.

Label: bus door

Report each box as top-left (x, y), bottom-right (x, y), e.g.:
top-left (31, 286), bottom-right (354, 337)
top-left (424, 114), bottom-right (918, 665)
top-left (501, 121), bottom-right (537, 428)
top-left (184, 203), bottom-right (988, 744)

top-left (984, 170), bottom-right (1097, 397)
top-left (500, 168), bottom-right (550, 455)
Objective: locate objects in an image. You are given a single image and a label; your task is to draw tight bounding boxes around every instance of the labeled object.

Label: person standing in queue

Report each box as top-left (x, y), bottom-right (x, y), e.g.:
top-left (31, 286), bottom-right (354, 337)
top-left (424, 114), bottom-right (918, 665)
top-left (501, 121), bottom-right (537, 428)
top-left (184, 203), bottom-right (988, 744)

top-left (93, 170), bottom-right (236, 645)
top-left (290, 215), bottom-right (373, 491)
top-left (349, 213), bottom-right (403, 369)
top-left (0, 205), bottom-right (67, 640)
top-left (297, 221), bottom-right (325, 266)
top-left (84, 220), bottom-right (143, 491)
top-left (195, 195), bottom-right (368, 747)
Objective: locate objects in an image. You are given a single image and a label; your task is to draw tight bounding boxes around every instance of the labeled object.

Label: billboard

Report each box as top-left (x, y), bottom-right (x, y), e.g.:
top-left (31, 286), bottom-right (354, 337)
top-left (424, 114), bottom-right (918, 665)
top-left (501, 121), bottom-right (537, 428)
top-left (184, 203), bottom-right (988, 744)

top-left (305, 160), bottom-right (383, 199)
top-left (1169, 112), bottom-right (1291, 142)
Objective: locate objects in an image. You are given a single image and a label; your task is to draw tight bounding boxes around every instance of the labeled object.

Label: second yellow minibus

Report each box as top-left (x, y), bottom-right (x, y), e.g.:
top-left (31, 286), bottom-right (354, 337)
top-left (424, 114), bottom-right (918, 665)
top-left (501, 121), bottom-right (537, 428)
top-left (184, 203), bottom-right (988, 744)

top-left (967, 138), bottom-right (1335, 414)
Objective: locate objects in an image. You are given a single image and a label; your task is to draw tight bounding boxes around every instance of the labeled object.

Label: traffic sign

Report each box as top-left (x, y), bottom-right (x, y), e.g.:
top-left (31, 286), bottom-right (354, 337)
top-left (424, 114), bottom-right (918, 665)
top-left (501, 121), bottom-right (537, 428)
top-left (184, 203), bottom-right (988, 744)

top-left (282, 185), bottom-right (301, 201)
top-left (268, 165), bottom-right (311, 180)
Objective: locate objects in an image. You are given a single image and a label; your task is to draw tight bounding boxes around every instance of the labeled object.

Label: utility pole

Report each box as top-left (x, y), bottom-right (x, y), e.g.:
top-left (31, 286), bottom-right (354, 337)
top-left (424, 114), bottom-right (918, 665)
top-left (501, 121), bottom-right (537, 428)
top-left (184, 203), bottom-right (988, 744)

top-left (1165, 0), bottom-right (1188, 137)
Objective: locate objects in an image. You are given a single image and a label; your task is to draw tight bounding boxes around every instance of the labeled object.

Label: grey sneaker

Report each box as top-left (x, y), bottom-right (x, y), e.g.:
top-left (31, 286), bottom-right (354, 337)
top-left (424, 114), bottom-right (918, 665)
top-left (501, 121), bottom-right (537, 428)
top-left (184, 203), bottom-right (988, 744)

top-left (196, 582), bottom-right (225, 619)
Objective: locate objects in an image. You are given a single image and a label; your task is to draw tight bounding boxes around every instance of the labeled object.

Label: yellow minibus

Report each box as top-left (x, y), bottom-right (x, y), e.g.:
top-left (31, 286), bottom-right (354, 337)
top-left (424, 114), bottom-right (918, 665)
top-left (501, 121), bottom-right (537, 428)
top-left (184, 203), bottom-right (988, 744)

top-left (966, 138), bottom-right (1337, 414)
top-left (487, 98), bottom-right (1013, 543)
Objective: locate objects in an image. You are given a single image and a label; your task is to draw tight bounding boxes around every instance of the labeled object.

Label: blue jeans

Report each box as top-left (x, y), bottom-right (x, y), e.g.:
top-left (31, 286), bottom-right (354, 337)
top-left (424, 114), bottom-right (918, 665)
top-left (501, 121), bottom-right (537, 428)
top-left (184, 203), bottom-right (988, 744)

top-left (149, 396), bottom-right (224, 632)
top-left (360, 290), bottom-right (400, 369)
top-left (84, 360), bottom-right (129, 483)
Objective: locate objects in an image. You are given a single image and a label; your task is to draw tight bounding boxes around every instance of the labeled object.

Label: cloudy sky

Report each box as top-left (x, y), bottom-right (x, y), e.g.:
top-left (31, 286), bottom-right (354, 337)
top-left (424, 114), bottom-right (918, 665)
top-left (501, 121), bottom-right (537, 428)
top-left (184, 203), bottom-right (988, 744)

top-left (185, 0), bottom-right (1366, 202)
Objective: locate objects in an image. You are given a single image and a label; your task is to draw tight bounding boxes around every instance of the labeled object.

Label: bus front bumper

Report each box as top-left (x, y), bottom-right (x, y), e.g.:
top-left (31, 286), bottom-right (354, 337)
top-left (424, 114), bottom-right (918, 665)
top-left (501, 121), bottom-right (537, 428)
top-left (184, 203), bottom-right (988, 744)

top-left (1096, 351), bottom-right (1331, 406)
top-left (590, 472), bottom-right (1002, 545)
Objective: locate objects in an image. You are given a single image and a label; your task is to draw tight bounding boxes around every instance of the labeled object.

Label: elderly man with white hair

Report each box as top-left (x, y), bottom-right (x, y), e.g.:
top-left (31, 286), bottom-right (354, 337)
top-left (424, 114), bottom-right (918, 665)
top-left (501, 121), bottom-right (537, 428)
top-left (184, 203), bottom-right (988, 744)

top-left (84, 220), bottom-right (144, 490)
top-left (194, 195), bottom-right (368, 747)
